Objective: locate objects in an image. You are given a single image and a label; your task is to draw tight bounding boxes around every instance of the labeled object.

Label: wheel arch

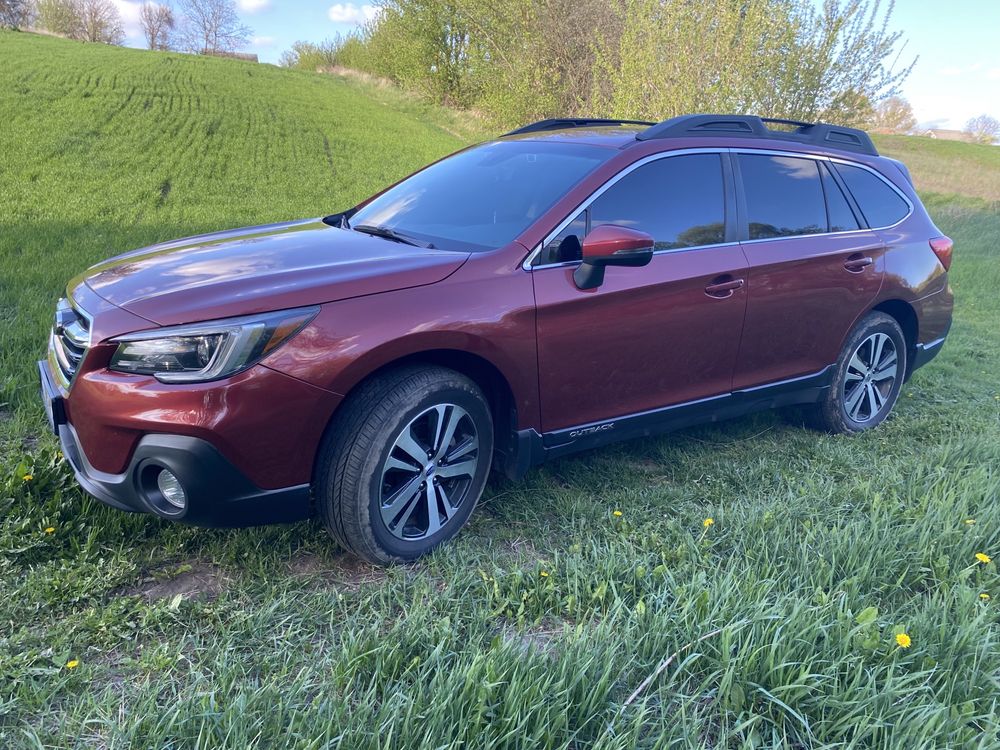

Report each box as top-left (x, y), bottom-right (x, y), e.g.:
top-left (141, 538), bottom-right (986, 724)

top-left (871, 299), bottom-right (919, 377)
top-left (321, 347), bottom-right (522, 478)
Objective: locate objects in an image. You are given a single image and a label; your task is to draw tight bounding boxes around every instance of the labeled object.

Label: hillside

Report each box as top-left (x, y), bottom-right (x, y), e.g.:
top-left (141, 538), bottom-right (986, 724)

top-left (875, 133), bottom-right (1000, 203)
top-left (2, 32), bottom-right (1000, 749)
top-left (0, 31), bottom-right (482, 420)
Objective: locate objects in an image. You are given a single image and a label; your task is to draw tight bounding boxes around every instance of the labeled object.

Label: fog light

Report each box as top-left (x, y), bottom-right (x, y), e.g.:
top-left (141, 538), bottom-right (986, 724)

top-left (156, 469), bottom-right (187, 510)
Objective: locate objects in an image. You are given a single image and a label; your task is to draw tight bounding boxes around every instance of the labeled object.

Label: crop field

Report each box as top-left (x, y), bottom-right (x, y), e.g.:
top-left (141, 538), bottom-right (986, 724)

top-left (1, 31), bottom-right (999, 749)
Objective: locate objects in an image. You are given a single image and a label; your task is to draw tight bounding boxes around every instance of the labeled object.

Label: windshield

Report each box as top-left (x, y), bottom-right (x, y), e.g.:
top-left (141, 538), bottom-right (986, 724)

top-left (349, 140), bottom-right (615, 252)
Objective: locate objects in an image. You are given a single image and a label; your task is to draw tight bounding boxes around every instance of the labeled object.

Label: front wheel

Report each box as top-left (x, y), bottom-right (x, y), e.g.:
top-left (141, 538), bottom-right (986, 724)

top-left (314, 365), bottom-right (493, 565)
top-left (806, 312), bottom-right (907, 434)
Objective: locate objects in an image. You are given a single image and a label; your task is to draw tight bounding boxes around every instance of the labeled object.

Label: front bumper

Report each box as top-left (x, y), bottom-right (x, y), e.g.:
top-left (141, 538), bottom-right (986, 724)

top-left (39, 361), bottom-right (311, 527)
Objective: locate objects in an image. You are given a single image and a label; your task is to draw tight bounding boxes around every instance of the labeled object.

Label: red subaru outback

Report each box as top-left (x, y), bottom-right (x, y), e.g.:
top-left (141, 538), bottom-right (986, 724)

top-left (40, 115), bottom-right (953, 563)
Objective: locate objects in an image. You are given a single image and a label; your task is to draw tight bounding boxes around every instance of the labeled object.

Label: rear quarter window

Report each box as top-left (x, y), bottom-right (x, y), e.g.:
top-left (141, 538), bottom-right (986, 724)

top-left (833, 163), bottom-right (910, 228)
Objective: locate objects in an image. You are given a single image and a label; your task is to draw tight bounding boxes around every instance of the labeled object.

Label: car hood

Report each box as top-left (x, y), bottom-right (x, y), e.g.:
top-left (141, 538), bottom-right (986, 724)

top-left (75, 219), bottom-right (470, 326)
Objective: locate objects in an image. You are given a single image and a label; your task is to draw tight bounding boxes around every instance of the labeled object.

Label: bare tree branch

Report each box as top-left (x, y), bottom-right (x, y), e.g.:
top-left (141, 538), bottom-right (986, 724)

top-left (965, 114), bottom-right (1000, 145)
top-left (77, 0), bottom-right (124, 44)
top-left (0, 0), bottom-right (35, 28)
top-left (176, 0), bottom-right (251, 54)
top-left (140, 1), bottom-right (175, 50)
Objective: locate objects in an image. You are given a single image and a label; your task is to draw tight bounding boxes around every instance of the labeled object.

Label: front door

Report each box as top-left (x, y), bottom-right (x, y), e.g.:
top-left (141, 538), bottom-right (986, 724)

top-left (531, 152), bottom-right (749, 432)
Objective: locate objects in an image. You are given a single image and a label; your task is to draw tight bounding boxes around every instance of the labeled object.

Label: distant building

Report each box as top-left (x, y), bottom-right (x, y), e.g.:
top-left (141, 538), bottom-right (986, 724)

top-left (922, 128), bottom-right (973, 142)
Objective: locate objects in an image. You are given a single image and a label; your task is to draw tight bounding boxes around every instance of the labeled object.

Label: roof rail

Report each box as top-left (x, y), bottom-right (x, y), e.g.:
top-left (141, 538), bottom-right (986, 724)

top-left (636, 114), bottom-right (878, 156)
top-left (504, 118), bottom-right (656, 136)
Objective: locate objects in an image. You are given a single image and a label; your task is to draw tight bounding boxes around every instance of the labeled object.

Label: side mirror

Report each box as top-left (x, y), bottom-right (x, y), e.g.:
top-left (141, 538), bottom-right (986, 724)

top-left (573, 224), bottom-right (655, 290)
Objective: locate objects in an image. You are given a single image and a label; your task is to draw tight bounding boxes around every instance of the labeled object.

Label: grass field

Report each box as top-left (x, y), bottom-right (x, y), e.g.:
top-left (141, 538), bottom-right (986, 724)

top-left (2, 31), bottom-right (1000, 749)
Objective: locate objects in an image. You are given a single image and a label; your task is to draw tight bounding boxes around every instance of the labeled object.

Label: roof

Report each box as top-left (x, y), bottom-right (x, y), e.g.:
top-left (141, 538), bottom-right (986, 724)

top-left (501, 115), bottom-right (879, 156)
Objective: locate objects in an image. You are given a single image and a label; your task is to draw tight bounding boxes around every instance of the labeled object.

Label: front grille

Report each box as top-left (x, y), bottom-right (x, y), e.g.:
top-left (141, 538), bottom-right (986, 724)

top-left (50, 297), bottom-right (91, 387)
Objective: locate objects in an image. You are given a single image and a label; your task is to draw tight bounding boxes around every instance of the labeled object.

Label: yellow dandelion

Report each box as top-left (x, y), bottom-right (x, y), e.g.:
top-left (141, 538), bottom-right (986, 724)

top-left (612, 510), bottom-right (623, 517)
top-left (44, 526), bottom-right (55, 534)
top-left (975, 553), bottom-right (992, 565)
top-left (895, 633), bottom-right (911, 649)
top-left (703, 518), bottom-right (715, 528)
top-left (22, 474), bottom-right (33, 482)
top-left (65, 659), bottom-right (79, 669)
top-left (539, 570), bottom-right (549, 578)
top-left (979, 593), bottom-right (990, 601)
top-left (964, 519), bottom-right (976, 525)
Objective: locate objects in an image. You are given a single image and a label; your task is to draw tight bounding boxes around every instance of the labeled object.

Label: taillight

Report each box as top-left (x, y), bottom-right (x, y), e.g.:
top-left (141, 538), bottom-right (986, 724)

top-left (929, 236), bottom-right (953, 271)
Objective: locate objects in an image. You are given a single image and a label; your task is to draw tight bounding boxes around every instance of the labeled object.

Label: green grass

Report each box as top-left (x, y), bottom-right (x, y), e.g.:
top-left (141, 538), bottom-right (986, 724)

top-left (2, 31), bottom-right (1000, 749)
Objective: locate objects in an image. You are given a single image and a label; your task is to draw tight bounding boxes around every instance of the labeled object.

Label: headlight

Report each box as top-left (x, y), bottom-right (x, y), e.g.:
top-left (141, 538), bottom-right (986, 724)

top-left (109, 307), bottom-right (318, 383)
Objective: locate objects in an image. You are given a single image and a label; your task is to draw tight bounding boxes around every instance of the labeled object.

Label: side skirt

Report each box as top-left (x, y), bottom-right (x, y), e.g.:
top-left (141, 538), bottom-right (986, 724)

top-left (505, 366), bottom-right (833, 477)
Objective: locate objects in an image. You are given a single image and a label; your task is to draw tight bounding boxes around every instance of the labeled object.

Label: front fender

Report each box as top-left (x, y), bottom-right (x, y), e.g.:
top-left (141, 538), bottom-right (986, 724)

top-left (262, 262), bottom-right (540, 430)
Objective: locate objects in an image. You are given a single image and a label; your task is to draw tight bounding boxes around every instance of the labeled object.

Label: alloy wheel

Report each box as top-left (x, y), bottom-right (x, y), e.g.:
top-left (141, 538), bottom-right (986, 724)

top-left (379, 403), bottom-right (481, 540)
top-left (843, 332), bottom-right (898, 423)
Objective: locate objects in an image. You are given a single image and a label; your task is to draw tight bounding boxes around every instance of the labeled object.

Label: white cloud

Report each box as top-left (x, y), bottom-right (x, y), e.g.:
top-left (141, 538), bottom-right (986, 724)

top-left (111, 0), bottom-right (144, 40)
top-left (988, 68), bottom-right (1000, 80)
top-left (328, 3), bottom-right (380, 24)
top-left (252, 35), bottom-right (275, 46)
top-left (239, 0), bottom-right (271, 12)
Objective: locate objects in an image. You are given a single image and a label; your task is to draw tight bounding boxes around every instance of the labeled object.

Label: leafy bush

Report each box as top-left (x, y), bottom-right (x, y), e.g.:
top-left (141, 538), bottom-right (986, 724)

top-left (329, 0), bottom-right (913, 128)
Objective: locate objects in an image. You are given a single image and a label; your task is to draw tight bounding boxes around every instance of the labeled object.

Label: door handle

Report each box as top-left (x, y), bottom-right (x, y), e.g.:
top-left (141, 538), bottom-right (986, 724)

top-left (704, 277), bottom-right (745, 298)
top-left (844, 255), bottom-right (874, 272)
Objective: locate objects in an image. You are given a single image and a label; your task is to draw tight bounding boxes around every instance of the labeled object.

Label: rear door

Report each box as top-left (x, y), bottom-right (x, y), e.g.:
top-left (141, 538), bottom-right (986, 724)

top-left (531, 151), bottom-right (749, 432)
top-left (732, 152), bottom-right (885, 390)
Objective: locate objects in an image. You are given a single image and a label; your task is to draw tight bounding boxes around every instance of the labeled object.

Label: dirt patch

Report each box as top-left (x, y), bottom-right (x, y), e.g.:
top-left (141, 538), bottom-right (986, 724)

top-left (501, 622), bottom-right (563, 658)
top-left (626, 458), bottom-right (666, 473)
top-left (131, 562), bottom-right (227, 603)
top-left (286, 551), bottom-right (387, 589)
top-left (498, 537), bottom-right (554, 568)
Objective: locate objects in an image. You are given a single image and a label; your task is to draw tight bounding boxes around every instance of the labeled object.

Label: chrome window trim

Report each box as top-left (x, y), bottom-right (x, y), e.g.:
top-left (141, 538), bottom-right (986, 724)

top-left (522, 146), bottom-right (914, 269)
top-left (738, 227), bottom-right (872, 246)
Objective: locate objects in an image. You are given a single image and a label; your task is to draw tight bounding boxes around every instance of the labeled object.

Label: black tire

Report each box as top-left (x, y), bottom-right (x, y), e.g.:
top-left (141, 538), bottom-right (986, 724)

top-left (805, 312), bottom-right (907, 434)
top-left (314, 365), bottom-right (493, 565)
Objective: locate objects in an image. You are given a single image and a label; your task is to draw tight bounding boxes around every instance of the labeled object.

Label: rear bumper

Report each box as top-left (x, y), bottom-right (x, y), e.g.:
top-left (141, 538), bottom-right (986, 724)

top-left (40, 361), bottom-right (311, 527)
top-left (911, 335), bottom-right (946, 372)
top-left (911, 313), bottom-right (951, 374)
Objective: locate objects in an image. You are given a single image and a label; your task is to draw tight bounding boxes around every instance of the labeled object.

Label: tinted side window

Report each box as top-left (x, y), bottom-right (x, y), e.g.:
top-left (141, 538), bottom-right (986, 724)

top-left (833, 163), bottom-right (910, 228)
top-left (820, 162), bottom-right (861, 232)
top-left (739, 155), bottom-right (826, 240)
top-left (590, 154), bottom-right (726, 251)
top-left (537, 153), bottom-right (726, 264)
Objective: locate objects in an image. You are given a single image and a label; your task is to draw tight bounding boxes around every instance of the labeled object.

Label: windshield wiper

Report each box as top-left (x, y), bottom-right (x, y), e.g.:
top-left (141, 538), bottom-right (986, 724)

top-left (352, 224), bottom-right (434, 249)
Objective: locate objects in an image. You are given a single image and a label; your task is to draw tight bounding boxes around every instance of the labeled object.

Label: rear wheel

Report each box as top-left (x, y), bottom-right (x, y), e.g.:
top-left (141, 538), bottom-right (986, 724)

top-left (314, 365), bottom-right (493, 564)
top-left (806, 312), bottom-right (906, 434)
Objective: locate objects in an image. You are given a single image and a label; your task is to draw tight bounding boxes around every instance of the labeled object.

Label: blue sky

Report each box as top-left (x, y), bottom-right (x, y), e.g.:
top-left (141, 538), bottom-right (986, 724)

top-left (112, 0), bottom-right (999, 130)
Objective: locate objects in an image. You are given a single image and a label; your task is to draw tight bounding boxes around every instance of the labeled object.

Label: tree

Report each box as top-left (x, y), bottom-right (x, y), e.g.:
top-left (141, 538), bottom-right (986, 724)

top-left (871, 96), bottom-right (916, 134)
top-left (964, 114), bottom-right (1000, 145)
top-left (35, 0), bottom-right (83, 37)
top-left (0, 0), bottom-right (35, 28)
top-left (176, 0), bottom-right (251, 54)
top-left (140, 1), bottom-right (175, 49)
top-left (34, 0), bottom-right (124, 43)
top-left (280, 39), bottom-right (339, 70)
top-left (349, 0), bottom-right (915, 128)
top-left (78, 0), bottom-right (124, 43)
